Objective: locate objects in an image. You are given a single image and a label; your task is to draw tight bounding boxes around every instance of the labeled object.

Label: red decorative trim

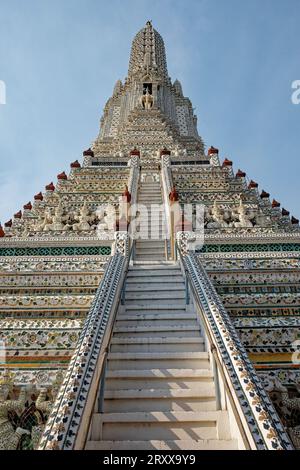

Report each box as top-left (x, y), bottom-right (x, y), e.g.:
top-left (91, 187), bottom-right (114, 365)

top-left (57, 171), bottom-right (68, 180)
top-left (130, 148), bottom-right (140, 156)
top-left (160, 148), bottom-right (171, 156)
top-left (260, 190), bottom-right (270, 199)
top-left (208, 146), bottom-right (219, 155)
top-left (83, 148), bottom-right (94, 157)
top-left (23, 202), bottom-right (32, 210)
top-left (14, 210), bottom-right (22, 219)
top-left (34, 192), bottom-right (43, 201)
top-left (45, 182), bottom-right (55, 191)
top-left (248, 180), bottom-right (258, 189)
top-left (282, 208), bottom-right (290, 216)
top-left (272, 199), bottom-right (280, 208)
top-left (236, 169), bottom-right (246, 178)
top-left (70, 160), bottom-right (81, 168)
top-left (222, 158), bottom-right (232, 167)
top-left (122, 185), bottom-right (131, 203)
top-left (169, 186), bottom-right (179, 202)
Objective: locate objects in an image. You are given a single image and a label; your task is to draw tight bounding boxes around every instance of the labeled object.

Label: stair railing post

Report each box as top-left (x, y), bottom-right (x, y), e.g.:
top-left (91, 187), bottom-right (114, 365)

top-left (211, 344), bottom-right (221, 411)
top-left (98, 350), bottom-right (108, 413)
top-left (164, 238), bottom-right (168, 261)
top-left (160, 153), bottom-right (175, 260)
top-left (185, 270), bottom-right (190, 305)
top-left (121, 279), bottom-right (126, 305)
top-left (170, 209), bottom-right (175, 260)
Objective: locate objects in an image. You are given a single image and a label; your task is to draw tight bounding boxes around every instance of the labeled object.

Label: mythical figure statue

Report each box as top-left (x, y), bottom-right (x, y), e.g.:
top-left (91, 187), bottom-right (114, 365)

top-left (265, 376), bottom-right (300, 449)
top-left (34, 203), bottom-right (69, 232)
top-left (0, 370), bottom-right (30, 450)
top-left (254, 211), bottom-right (272, 227)
top-left (73, 202), bottom-right (93, 231)
top-left (49, 202), bottom-right (69, 231)
top-left (231, 199), bottom-right (254, 228)
top-left (223, 209), bottom-right (233, 225)
top-left (34, 209), bottom-right (53, 232)
top-left (31, 371), bottom-right (64, 449)
top-left (140, 89), bottom-right (153, 109)
top-left (206, 201), bottom-right (228, 228)
top-left (96, 205), bottom-right (116, 232)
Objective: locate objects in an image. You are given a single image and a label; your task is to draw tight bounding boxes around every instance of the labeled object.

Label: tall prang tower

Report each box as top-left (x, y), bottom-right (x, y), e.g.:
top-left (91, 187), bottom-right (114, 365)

top-left (0, 21), bottom-right (299, 451)
top-left (92, 20), bottom-right (204, 160)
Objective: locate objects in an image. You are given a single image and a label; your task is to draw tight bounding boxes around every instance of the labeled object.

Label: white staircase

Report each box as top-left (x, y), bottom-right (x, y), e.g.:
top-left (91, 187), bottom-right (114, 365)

top-left (135, 177), bottom-right (166, 260)
top-left (85, 173), bottom-right (238, 450)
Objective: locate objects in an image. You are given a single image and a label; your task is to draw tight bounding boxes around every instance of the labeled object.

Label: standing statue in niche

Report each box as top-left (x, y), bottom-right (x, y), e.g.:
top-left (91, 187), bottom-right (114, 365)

top-left (144, 51), bottom-right (151, 68)
top-left (0, 370), bottom-right (30, 450)
top-left (140, 89), bottom-right (153, 109)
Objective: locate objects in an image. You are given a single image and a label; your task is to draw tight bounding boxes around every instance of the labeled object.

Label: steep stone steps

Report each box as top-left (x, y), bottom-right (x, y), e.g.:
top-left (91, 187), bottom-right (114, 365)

top-left (110, 336), bottom-right (205, 353)
top-left (86, 439), bottom-right (238, 450)
top-left (89, 410), bottom-right (231, 441)
top-left (107, 351), bottom-right (211, 370)
top-left (115, 313), bottom-right (197, 327)
top-left (105, 368), bottom-right (214, 390)
top-left (85, 174), bottom-right (237, 451)
top-left (103, 389), bottom-right (217, 413)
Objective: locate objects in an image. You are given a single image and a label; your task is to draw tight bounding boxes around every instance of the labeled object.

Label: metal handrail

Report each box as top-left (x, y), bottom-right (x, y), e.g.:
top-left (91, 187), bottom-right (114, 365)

top-left (160, 158), bottom-right (173, 260)
top-left (175, 241), bottom-right (293, 450)
top-left (121, 240), bottom-right (135, 305)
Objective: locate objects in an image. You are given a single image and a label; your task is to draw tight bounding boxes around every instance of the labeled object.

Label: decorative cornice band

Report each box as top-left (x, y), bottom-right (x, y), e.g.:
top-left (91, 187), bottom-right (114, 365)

top-left (0, 246), bottom-right (111, 257)
top-left (198, 243), bottom-right (300, 254)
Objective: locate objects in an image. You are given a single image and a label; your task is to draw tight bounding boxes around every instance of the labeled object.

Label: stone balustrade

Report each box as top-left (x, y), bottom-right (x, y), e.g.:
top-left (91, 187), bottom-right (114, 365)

top-left (176, 231), bottom-right (293, 450)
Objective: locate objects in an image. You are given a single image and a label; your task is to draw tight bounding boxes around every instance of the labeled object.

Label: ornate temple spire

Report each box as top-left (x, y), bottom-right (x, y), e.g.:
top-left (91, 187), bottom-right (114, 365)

top-left (92, 21), bottom-right (204, 156)
top-left (128, 20), bottom-right (169, 82)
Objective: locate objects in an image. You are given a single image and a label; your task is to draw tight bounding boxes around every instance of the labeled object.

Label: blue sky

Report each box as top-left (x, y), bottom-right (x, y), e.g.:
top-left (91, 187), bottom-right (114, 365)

top-left (0, 0), bottom-right (299, 222)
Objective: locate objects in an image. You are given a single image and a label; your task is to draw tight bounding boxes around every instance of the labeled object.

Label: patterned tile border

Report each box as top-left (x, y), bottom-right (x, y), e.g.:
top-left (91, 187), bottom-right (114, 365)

top-left (0, 246), bottom-right (111, 257)
top-left (198, 243), bottom-right (300, 254)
